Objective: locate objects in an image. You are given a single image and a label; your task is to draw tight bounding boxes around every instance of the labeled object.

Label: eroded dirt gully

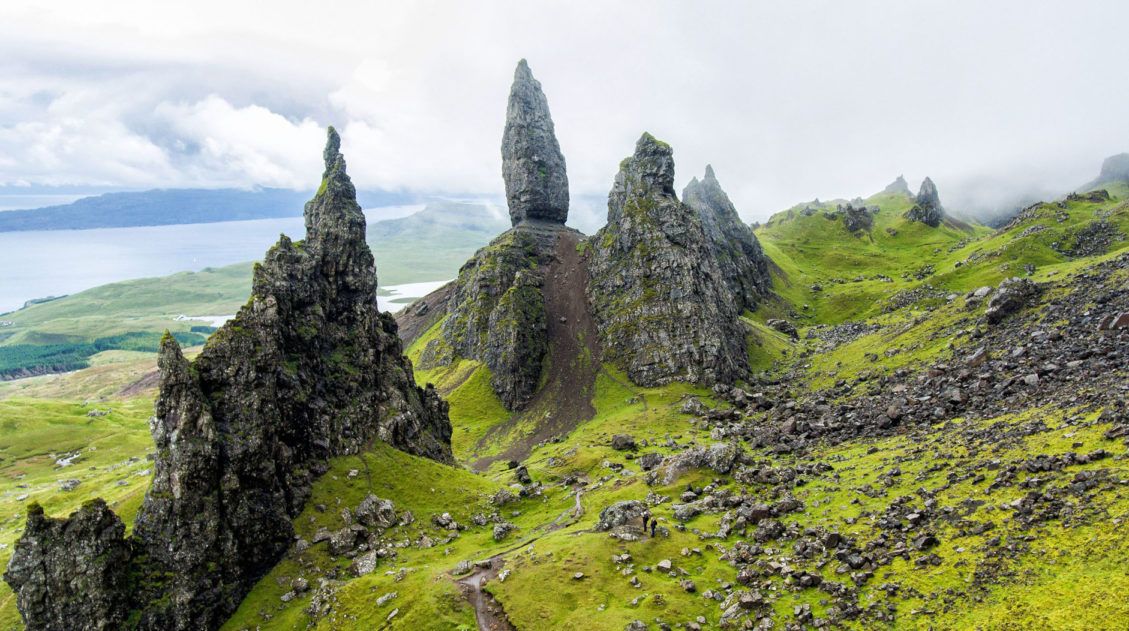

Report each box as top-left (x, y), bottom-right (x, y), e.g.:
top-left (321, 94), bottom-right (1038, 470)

top-left (473, 229), bottom-right (600, 470)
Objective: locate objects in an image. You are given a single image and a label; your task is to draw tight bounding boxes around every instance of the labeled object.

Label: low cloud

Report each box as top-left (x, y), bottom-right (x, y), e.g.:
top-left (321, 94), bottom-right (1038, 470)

top-left (1, 1), bottom-right (1127, 220)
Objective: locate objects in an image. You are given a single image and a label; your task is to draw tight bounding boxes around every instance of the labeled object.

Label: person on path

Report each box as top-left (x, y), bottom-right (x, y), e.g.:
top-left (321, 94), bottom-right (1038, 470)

top-left (650, 519), bottom-right (657, 538)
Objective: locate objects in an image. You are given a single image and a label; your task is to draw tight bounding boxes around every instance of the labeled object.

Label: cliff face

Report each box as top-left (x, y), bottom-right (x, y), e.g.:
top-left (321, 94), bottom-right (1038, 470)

top-left (586, 133), bottom-right (750, 387)
top-left (419, 225), bottom-right (559, 409)
top-left (4, 128), bottom-right (453, 631)
top-left (682, 165), bottom-right (772, 314)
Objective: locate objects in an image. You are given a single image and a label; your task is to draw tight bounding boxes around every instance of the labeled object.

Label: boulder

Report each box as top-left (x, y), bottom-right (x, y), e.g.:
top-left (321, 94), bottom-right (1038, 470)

top-left (595, 500), bottom-right (646, 531)
top-left (355, 495), bottom-right (398, 530)
top-left (611, 434), bottom-right (637, 451)
top-left (985, 277), bottom-right (1041, 324)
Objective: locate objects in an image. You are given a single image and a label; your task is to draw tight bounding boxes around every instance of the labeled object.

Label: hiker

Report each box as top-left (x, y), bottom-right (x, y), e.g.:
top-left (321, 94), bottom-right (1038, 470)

top-left (650, 519), bottom-right (657, 538)
top-left (641, 509), bottom-right (651, 534)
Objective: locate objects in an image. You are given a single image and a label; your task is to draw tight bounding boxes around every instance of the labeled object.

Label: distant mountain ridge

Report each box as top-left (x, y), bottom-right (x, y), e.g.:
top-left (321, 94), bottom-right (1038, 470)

top-left (0, 187), bottom-right (418, 232)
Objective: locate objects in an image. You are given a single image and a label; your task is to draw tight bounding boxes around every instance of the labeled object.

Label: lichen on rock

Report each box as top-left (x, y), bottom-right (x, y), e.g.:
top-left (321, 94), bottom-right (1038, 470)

top-left (502, 59), bottom-right (569, 226)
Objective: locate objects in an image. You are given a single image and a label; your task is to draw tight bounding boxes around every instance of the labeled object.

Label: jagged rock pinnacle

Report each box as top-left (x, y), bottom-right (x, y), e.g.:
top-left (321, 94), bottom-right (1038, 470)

top-left (502, 59), bottom-right (569, 226)
top-left (904, 176), bottom-right (945, 227)
top-left (4, 127), bottom-right (453, 631)
top-left (588, 133), bottom-right (749, 387)
top-left (683, 164), bottom-right (772, 314)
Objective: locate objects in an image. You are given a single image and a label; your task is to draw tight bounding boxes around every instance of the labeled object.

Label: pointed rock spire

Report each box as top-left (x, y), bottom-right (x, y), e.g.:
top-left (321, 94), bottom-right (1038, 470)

top-left (682, 165), bottom-right (772, 314)
top-left (589, 133), bottom-right (749, 387)
top-left (904, 176), bottom-right (945, 227)
top-left (305, 126), bottom-right (363, 249)
top-left (502, 59), bottom-right (569, 226)
top-left (4, 127), bottom-right (454, 631)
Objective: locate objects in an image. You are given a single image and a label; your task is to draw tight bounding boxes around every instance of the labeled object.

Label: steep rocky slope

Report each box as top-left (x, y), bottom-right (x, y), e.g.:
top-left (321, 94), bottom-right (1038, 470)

top-left (682, 165), bottom-right (773, 315)
top-left (3, 129), bottom-right (453, 631)
top-left (222, 176), bottom-right (1126, 629)
top-left (586, 134), bottom-right (750, 387)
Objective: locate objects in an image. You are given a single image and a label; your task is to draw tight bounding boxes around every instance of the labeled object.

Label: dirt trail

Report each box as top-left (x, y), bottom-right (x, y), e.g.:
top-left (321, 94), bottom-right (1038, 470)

top-left (456, 555), bottom-right (516, 631)
top-left (472, 230), bottom-right (599, 470)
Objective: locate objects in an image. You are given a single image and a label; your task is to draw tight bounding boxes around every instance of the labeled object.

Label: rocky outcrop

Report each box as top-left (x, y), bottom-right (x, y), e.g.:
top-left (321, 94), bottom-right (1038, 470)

top-left (883, 175), bottom-right (912, 196)
top-left (587, 133), bottom-right (749, 387)
top-left (904, 177), bottom-right (945, 227)
top-left (1087, 153), bottom-right (1129, 187)
top-left (4, 501), bottom-right (131, 631)
top-left (839, 203), bottom-right (875, 233)
top-left (682, 165), bottom-right (772, 314)
top-left (5, 128), bottom-right (453, 631)
top-left (419, 224), bottom-right (560, 408)
top-left (985, 277), bottom-right (1042, 324)
top-left (502, 59), bottom-right (569, 226)
top-left (418, 60), bottom-right (592, 412)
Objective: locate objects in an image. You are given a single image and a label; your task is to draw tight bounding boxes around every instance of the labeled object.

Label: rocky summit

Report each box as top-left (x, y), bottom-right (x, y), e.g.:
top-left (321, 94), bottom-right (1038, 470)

top-left (4, 128), bottom-right (453, 631)
top-left (587, 133), bottom-right (750, 387)
top-left (904, 176), bottom-right (946, 227)
top-left (682, 165), bottom-right (773, 314)
top-left (883, 174), bottom-right (912, 196)
top-left (502, 59), bottom-right (569, 226)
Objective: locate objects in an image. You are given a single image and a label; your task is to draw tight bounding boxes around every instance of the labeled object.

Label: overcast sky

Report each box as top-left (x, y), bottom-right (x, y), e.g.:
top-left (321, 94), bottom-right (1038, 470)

top-left (2, 1), bottom-right (1128, 223)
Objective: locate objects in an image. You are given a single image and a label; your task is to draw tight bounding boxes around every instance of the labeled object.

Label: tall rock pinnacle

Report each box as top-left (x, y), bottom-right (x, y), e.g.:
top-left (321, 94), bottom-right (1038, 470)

top-left (904, 176), bottom-right (946, 227)
top-left (683, 164), bottom-right (773, 314)
top-left (587, 133), bottom-right (749, 387)
top-left (5, 128), bottom-right (453, 631)
top-left (502, 59), bottom-right (569, 226)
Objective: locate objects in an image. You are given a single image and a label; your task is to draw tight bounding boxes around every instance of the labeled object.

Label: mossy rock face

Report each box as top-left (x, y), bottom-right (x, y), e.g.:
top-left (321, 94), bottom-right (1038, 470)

top-left (420, 224), bottom-right (563, 409)
top-left (4, 128), bottom-right (454, 631)
top-left (587, 133), bottom-right (749, 387)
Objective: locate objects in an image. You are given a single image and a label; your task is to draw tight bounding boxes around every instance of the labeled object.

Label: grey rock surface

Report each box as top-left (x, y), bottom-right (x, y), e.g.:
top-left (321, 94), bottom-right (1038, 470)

top-left (883, 175), bottom-right (912, 196)
top-left (904, 177), bottom-right (945, 227)
top-left (502, 59), bottom-right (569, 225)
top-left (4, 500), bottom-right (131, 631)
top-left (986, 277), bottom-right (1042, 324)
top-left (682, 165), bottom-right (773, 314)
top-left (5, 128), bottom-right (453, 631)
top-left (586, 133), bottom-right (749, 387)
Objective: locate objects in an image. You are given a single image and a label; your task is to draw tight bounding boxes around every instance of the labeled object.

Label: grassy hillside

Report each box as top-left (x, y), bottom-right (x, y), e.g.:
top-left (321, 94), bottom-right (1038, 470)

top-left (0, 184), bottom-right (1125, 629)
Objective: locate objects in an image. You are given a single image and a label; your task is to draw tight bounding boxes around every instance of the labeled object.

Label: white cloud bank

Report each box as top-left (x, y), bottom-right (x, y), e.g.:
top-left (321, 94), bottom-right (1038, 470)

top-left (1, 1), bottom-right (1128, 220)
